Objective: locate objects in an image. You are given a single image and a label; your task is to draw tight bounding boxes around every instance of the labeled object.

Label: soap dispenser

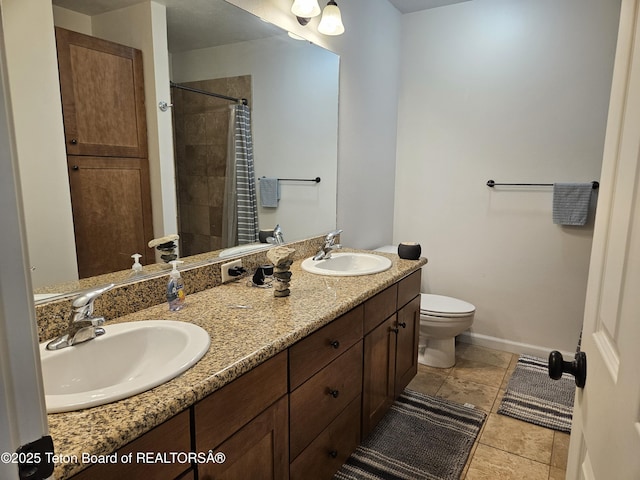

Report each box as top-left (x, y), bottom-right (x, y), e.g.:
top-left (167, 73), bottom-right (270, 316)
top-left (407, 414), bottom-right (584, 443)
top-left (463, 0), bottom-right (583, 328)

top-left (167, 260), bottom-right (186, 311)
top-left (130, 253), bottom-right (143, 276)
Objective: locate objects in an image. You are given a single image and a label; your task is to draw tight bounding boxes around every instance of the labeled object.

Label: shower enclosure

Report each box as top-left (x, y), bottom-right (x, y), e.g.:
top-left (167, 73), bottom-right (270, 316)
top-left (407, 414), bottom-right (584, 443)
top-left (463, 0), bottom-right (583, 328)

top-left (171, 76), bottom-right (259, 257)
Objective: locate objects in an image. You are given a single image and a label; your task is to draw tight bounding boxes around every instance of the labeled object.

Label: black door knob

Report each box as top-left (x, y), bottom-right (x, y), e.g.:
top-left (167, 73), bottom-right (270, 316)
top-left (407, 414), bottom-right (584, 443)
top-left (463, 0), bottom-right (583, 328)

top-left (548, 350), bottom-right (587, 388)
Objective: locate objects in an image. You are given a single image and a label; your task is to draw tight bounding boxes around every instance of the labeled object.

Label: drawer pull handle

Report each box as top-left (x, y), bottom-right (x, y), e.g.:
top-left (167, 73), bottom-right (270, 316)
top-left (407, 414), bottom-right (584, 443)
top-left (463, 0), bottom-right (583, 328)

top-left (398, 322), bottom-right (407, 328)
top-left (330, 340), bottom-right (340, 349)
top-left (328, 389), bottom-right (340, 398)
top-left (329, 450), bottom-right (338, 458)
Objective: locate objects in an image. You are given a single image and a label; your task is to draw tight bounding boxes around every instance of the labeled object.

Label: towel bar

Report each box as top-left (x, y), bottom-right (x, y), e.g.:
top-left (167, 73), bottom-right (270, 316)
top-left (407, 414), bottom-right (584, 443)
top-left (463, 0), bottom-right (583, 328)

top-left (486, 180), bottom-right (599, 189)
top-left (260, 176), bottom-right (321, 183)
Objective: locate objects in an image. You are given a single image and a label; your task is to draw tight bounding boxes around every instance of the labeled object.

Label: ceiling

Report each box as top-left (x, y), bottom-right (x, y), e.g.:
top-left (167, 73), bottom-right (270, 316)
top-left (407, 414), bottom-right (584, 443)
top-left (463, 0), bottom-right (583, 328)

top-left (51, 0), bottom-right (284, 52)
top-left (387, 0), bottom-right (472, 14)
top-left (51, 0), bottom-right (474, 51)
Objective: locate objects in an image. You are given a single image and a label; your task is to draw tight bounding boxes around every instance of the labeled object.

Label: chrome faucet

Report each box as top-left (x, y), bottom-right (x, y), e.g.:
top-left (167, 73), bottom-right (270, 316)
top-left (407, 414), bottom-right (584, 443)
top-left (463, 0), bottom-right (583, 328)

top-left (267, 224), bottom-right (285, 245)
top-left (46, 283), bottom-right (115, 350)
top-left (313, 229), bottom-right (343, 260)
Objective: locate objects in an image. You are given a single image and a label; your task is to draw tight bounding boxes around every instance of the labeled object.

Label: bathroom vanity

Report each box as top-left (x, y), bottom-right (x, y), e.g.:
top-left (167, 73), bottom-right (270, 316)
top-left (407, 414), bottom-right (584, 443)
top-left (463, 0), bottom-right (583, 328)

top-left (41, 249), bottom-right (425, 480)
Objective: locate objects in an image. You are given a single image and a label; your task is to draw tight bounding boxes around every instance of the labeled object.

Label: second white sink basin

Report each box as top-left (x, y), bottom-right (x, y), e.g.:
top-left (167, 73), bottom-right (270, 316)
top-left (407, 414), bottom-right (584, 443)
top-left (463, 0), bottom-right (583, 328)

top-left (301, 252), bottom-right (392, 276)
top-left (218, 243), bottom-right (270, 258)
top-left (40, 320), bottom-right (210, 413)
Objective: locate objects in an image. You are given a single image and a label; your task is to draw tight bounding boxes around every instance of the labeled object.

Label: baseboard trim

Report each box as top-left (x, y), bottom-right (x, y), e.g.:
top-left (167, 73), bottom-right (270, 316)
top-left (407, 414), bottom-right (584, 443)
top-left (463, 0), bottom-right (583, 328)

top-left (457, 332), bottom-right (575, 360)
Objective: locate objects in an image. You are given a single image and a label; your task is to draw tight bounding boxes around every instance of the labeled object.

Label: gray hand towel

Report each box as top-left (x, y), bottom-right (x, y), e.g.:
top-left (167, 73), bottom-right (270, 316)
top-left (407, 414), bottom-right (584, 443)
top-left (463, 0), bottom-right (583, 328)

top-left (260, 177), bottom-right (280, 208)
top-left (552, 183), bottom-right (593, 226)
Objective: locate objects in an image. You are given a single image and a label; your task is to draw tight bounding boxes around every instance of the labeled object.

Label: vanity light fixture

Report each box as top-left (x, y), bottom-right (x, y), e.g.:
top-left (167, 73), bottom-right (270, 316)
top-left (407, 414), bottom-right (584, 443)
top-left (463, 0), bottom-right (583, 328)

top-left (291, 0), bottom-right (321, 25)
top-left (317, 1), bottom-right (345, 36)
top-left (292, 0), bottom-right (345, 35)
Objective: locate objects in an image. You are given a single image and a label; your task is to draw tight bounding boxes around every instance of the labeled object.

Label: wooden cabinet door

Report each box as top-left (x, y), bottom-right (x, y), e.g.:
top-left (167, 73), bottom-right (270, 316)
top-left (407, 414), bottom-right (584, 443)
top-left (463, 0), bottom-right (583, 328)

top-left (71, 410), bottom-right (191, 480)
top-left (68, 155), bottom-right (153, 278)
top-left (362, 314), bottom-right (397, 438)
top-left (394, 295), bottom-right (420, 398)
top-left (55, 27), bottom-right (147, 158)
top-left (198, 396), bottom-right (289, 480)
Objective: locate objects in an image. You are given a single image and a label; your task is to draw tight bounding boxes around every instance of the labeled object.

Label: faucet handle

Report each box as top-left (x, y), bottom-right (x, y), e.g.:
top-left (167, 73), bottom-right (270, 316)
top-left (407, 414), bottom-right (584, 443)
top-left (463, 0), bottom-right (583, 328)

top-left (72, 283), bottom-right (115, 309)
top-left (326, 229), bottom-right (343, 240)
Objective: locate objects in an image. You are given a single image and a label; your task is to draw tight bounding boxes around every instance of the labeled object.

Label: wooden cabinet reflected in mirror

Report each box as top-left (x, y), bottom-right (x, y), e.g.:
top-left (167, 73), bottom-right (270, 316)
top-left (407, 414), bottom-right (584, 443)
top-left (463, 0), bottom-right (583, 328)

top-left (56, 27), bottom-right (154, 277)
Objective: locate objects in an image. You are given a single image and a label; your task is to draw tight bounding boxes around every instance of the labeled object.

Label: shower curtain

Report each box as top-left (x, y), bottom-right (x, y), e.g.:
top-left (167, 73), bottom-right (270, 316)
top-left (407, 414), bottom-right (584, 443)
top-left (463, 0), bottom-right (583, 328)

top-left (222, 104), bottom-right (259, 245)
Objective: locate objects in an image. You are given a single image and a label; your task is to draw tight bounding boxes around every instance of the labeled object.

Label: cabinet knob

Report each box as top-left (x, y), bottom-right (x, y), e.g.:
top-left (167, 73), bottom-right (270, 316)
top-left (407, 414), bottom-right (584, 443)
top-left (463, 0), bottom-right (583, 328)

top-left (329, 450), bottom-right (338, 458)
top-left (328, 389), bottom-right (340, 398)
top-left (330, 340), bottom-right (340, 349)
top-left (391, 327), bottom-right (399, 334)
top-left (72, 165), bottom-right (79, 171)
top-left (398, 322), bottom-right (407, 328)
top-left (70, 138), bottom-right (78, 145)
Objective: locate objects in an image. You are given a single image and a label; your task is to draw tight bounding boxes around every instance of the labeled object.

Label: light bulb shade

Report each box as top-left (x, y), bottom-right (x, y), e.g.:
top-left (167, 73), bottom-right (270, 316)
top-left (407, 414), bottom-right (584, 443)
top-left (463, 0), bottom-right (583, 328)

top-left (291, 0), bottom-right (321, 18)
top-left (318, 1), bottom-right (344, 36)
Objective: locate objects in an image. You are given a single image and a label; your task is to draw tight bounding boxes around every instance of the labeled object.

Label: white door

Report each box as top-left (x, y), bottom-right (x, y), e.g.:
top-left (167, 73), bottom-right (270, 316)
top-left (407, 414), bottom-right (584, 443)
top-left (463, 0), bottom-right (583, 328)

top-left (566, 0), bottom-right (640, 478)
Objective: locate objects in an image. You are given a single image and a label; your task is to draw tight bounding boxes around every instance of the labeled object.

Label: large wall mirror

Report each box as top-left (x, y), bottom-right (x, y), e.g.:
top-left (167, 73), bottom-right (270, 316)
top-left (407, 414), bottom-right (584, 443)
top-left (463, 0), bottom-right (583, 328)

top-left (24, 0), bottom-right (339, 301)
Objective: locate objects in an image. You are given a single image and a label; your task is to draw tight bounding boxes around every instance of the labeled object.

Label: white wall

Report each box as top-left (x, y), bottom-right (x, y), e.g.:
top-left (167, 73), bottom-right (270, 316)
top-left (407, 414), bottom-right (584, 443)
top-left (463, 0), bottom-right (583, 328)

top-left (3, 0), bottom-right (78, 288)
top-left (0, 2), bottom-right (49, 466)
top-left (171, 35), bottom-right (339, 241)
top-left (228, 0), bottom-right (403, 248)
top-left (394, 0), bottom-right (621, 353)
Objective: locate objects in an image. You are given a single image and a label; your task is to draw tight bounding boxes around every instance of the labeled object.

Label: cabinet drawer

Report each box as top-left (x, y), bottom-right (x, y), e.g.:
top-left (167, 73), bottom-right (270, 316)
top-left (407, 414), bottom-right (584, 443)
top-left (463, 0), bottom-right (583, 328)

top-left (290, 341), bottom-right (363, 460)
top-left (195, 351), bottom-right (287, 451)
top-left (364, 284), bottom-right (398, 334)
top-left (398, 269), bottom-right (421, 309)
top-left (289, 305), bottom-right (363, 390)
top-left (71, 410), bottom-right (190, 480)
top-left (290, 395), bottom-right (361, 480)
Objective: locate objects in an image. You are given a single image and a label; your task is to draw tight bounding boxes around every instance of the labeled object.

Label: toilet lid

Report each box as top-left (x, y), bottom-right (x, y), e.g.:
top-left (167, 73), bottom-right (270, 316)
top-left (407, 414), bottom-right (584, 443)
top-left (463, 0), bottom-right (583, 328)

top-left (420, 294), bottom-right (475, 315)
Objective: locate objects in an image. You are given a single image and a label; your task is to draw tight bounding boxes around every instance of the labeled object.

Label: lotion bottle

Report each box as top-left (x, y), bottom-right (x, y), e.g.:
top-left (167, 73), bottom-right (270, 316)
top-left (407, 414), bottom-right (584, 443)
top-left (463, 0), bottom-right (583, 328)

top-left (130, 253), bottom-right (143, 276)
top-left (167, 260), bottom-right (186, 311)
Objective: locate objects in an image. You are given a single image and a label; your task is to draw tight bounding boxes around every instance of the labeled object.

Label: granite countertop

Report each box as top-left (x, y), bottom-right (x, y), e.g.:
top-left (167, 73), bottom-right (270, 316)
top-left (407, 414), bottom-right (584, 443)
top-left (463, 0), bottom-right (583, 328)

top-left (48, 250), bottom-right (427, 479)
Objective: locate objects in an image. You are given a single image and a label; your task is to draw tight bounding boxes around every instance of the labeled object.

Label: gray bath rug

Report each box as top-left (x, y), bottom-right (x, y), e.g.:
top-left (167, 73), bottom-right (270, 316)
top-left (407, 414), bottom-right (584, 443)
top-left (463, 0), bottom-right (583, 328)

top-left (334, 389), bottom-right (486, 480)
top-left (498, 354), bottom-right (575, 433)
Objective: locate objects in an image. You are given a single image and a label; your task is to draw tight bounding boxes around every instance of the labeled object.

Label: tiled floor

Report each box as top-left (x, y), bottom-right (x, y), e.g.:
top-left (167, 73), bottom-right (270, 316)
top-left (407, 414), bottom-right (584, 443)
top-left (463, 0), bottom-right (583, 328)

top-left (406, 342), bottom-right (570, 480)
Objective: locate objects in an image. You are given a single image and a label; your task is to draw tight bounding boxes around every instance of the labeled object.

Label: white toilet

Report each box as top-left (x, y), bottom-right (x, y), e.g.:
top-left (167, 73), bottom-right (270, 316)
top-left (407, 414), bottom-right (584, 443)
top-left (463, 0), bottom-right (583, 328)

top-left (419, 294), bottom-right (475, 368)
top-left (374, 245), bottom-right (476, 368)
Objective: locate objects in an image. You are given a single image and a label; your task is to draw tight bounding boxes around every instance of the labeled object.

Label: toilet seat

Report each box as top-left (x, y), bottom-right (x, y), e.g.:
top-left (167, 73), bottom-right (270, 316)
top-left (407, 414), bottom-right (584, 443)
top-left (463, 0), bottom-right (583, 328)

top-left (420, 294), bottom-right (475, 318)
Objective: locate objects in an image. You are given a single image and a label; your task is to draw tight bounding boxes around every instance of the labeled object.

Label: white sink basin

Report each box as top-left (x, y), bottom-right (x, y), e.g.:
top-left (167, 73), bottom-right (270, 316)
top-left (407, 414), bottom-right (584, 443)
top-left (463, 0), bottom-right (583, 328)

top-left (39, 320), bottom-right (210, 413)
top-left (218, 243), bottom-right (270, 258)
top-left (301, 252), bottom-right (392, 276)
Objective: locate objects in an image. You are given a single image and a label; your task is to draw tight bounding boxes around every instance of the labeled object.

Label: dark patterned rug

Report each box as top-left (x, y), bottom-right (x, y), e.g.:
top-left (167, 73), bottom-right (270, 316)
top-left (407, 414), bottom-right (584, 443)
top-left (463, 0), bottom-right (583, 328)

top-left (334, 389), bottom-right (486, 480)
top-left (498, 354), bottom-right (575, 433)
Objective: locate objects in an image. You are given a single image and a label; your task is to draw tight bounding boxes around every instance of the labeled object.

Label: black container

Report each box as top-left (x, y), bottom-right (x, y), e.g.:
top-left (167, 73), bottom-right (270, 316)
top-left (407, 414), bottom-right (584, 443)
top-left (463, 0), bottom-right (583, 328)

top-left (398, 242), bottom-right (421, 260)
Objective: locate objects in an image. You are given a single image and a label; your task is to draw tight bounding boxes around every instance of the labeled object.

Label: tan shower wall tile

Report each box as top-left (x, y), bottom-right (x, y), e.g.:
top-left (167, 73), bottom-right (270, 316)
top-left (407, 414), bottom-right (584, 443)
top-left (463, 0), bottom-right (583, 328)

top-left (465, 444), bottom-right (549, 480)
top-left (208, 144), bottom-right (227, 176)
top-left (436, 376), bottom-right (498, 412)
top-left (480, 413), bottom-right (554, 464)
top-left (209, 206), bottom-right (223, 237)
top-left (184, 145), bottom-right (209, 176)
top-left (185, 205), bottom-right (210, 236)
top-left (451, 358), bottom-right (508, 388)
top-left (208, 177), bottom-right (226, 207)
top-left (184, 113), bottom-right (206, 144)
top-left (182, 175), bottom-right (209, 205)
top-left (205, 110), bottom-right (229, 145)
